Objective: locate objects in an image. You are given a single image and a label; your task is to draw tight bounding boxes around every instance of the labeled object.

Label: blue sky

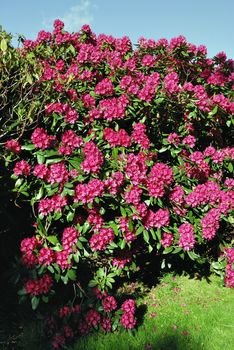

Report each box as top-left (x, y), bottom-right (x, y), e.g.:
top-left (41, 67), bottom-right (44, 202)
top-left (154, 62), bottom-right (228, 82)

top-left (0, 0), bottom-right (233, 58)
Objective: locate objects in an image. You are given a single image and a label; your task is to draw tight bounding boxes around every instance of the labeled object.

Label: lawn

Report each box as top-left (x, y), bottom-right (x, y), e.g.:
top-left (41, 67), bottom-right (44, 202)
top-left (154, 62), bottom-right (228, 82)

top-left (69, 275), bottom-right (234, 350)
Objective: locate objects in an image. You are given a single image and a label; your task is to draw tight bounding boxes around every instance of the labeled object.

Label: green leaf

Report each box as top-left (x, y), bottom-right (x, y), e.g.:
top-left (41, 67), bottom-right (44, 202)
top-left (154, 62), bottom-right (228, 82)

top-left (143, 230), bottom-right (149, 243)
top-left (67, 269), bottom-right (77, 281)
top-left (66, 211), bottom-right (75, 222)
top-left (37, 153), bottom-right (45, 164)
top-left (120, 239), bottom-right (126, 250)
top-left (47, 236), bottom-right (59, 245)
top-left (172, 247), bottom-right (182, 254)
top-left (128, 219), bottom-right (134, 232)
top-left (21, 144), bottom-right (35, 151)
top-left (109, 222), bottom-right (119, 235)
top-left (69, 158), bottom-right (82, 170)
top-left (154, 97), bottom-right (164, 104)
top-left (228, 162), bottom-right (233, 172)
top-left (47, 265), bottom-right (54, 273)
top-left (163, 246), bottom-right (173, 254)
top-left (31, 296), bottom-right (40, 310)
top-left (18, 288), bottom-right (26, 296)
top-left (187, 250), bottom-right (198, 260)
top-left (73, 251), bottom-right (80, 263)
top-left (88, 280), bottom-right (98, 287)
top-left (120, 206), bottom-right (126, 217)
top-left (148, 245), bottom-right (153, 253)
top-left (35, 187), bottom-right (44, 200)
top-left (158, 147), bottom-right (168, 153)
top-left (1, 38), bottom-right (7, 51)
top-left (136, 225), bottom-right (144, 236)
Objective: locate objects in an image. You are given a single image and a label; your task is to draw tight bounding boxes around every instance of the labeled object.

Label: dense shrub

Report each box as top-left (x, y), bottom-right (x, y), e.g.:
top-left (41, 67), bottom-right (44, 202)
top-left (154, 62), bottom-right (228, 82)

top-left (1, 20), bottom-right (234, 348)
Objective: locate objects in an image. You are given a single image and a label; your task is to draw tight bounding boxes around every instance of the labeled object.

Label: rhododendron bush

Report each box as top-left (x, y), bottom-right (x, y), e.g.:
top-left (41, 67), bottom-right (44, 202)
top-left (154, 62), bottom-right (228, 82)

top-left (1, 19), bottom-right (234, 348)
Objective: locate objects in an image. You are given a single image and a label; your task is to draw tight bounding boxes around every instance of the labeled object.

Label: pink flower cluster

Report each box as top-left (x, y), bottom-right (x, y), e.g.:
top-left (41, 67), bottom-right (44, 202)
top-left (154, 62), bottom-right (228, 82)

top-left (14, 160), bottom-right (30, 176)
top-left (224, 248), bottom-right (234, 288)
top-left (5, 139), bottom-right (21, 153)
top-left (143, 209), bottom-right (170, 229)
top-left (185, 181), bottom-right (221, 207)
top-left (21, 236), bottom-right (40, 267)
top-left (25, 274), bottom-right (53, 296)
top-left (102, 296), bottom-right (117, 312)
top-left (169, 185), bottom-right (186, 215)
top-left (87, 208), bottom-right (104, 230)
top-left (89, 228), bottom-right (114, 251)
top-left (62, 226), bottom-right (80, 253)
top-left (112, 250), bottom-right (132, 269)
top-left (119, 217), bottom-right (136, 243)
top-left (147, 163), bottom-right (173, 198)
top-left (59, 130), bottom-right (83, 155)
top-left (38, 247), bottom-right (55, 266)
top-left (164, 72), bottom-right (180, 94)
top-left (201, 208), bottom-right (220, 240)
top-left (161, 232), bottom-right (174, 248)
top-left (89, 95), bottom-right (129, 121)
top-left (120, 299), bottom-right (136, 329)
top-left (178, 223), bottom-right (195, 251)
top-left (94, 78), bottom-right (114, 95)
top-left (138, 72), bottom-right (160, 102)
top-left (104, 171), bottom-right (124, 195)
top-left (131, 123), bottom-right (150, 149)
top-left (39, 194), bottom-right (67, 216)
top-left (85, 309), bottom-right (101, 327)
top-left (81, 142), bottom-right (103, 174)
top-left (45, 102), bottom-right (79, 124)
top-left (74, 179), bottom-right (104, 204)
top-left (47, 162), bottom-right (69, 184)
top-left (31, 128), bottom-right (55, 149)
top-left (125, 152), bottom-right (148, 185)
top-left (124, 185), bottom-right (142, 206)
top-left (103, 128), bottom-right (131, 147)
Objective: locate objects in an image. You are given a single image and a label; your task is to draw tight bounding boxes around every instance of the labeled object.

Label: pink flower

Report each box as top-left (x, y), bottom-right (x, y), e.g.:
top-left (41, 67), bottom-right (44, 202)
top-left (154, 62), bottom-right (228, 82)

top-left (85, 309), bottom-right (101, 327)
top-left (81, 142), bottom-right (103, 174)
top-left (5, 139), bottom-right (21, 153)
top-left (102, 317), bottom-right (112, 332)
top-left (102, 296), bottom-right (117, 312)
top-left (25, 274), bottom-right (53, 296)
top-left (167, 133), bottom-right (180, 145)
top-left (56, 250), bottom-right (71, 270)
top-left (53, 19), bottom-right (64, 30)
top-left (47, 162), bottom-right (69, 184)
top-left (144, 209), bottom-right (170, 229)
top-left (124, 185), bottom-right (142, 205)
top-left (94, 78), bottom-right (114, 95)
top-left (74, 179), bottom-right (104, 204)
top-left (14, 160), bottom-right (30, 176)
top-left (131, 123), bottom-right (150, 149)
top-left (51, 335), bottom-right (65, 349)
top-left (161, 233), bottom-right (173, 248)
top-left (224, 248), bottom-right (234, 288)
top-left (33, 164), bottom-right (48, 179)
top-left (104, 172), bottom-right (124, 195)
top-left (62, 226), bottom-right (79, 253)
top-left (90, 228), bottom-right (114, 251)
top-left (38, 247), bottom-right (55, 266)
top-left (121, 299), bottom-right (136, 313)
top-left (178, 223), bottom-right (195, 251)
top-left (182, 135), bottom-right (196, 148)
top-left (120, 313), bottom-right (136, 329)
top-left (164, 72), bottom-right (180, 94)
top-left (201, 208), bottom-right (220, 240)
top-left (31, 128), bottom-right (54, 149)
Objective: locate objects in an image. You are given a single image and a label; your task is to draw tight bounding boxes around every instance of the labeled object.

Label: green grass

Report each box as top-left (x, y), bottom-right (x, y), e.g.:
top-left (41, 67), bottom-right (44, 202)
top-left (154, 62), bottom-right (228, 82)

top-left (71, 275), bottom-right (234, 350)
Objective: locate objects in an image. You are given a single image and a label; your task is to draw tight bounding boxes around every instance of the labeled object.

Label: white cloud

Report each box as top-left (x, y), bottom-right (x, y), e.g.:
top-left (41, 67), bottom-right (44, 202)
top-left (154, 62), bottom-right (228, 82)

top-left (43, 0), bottom-right (94, 32)
top-left (61, 0), bottom-right (94, 32)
